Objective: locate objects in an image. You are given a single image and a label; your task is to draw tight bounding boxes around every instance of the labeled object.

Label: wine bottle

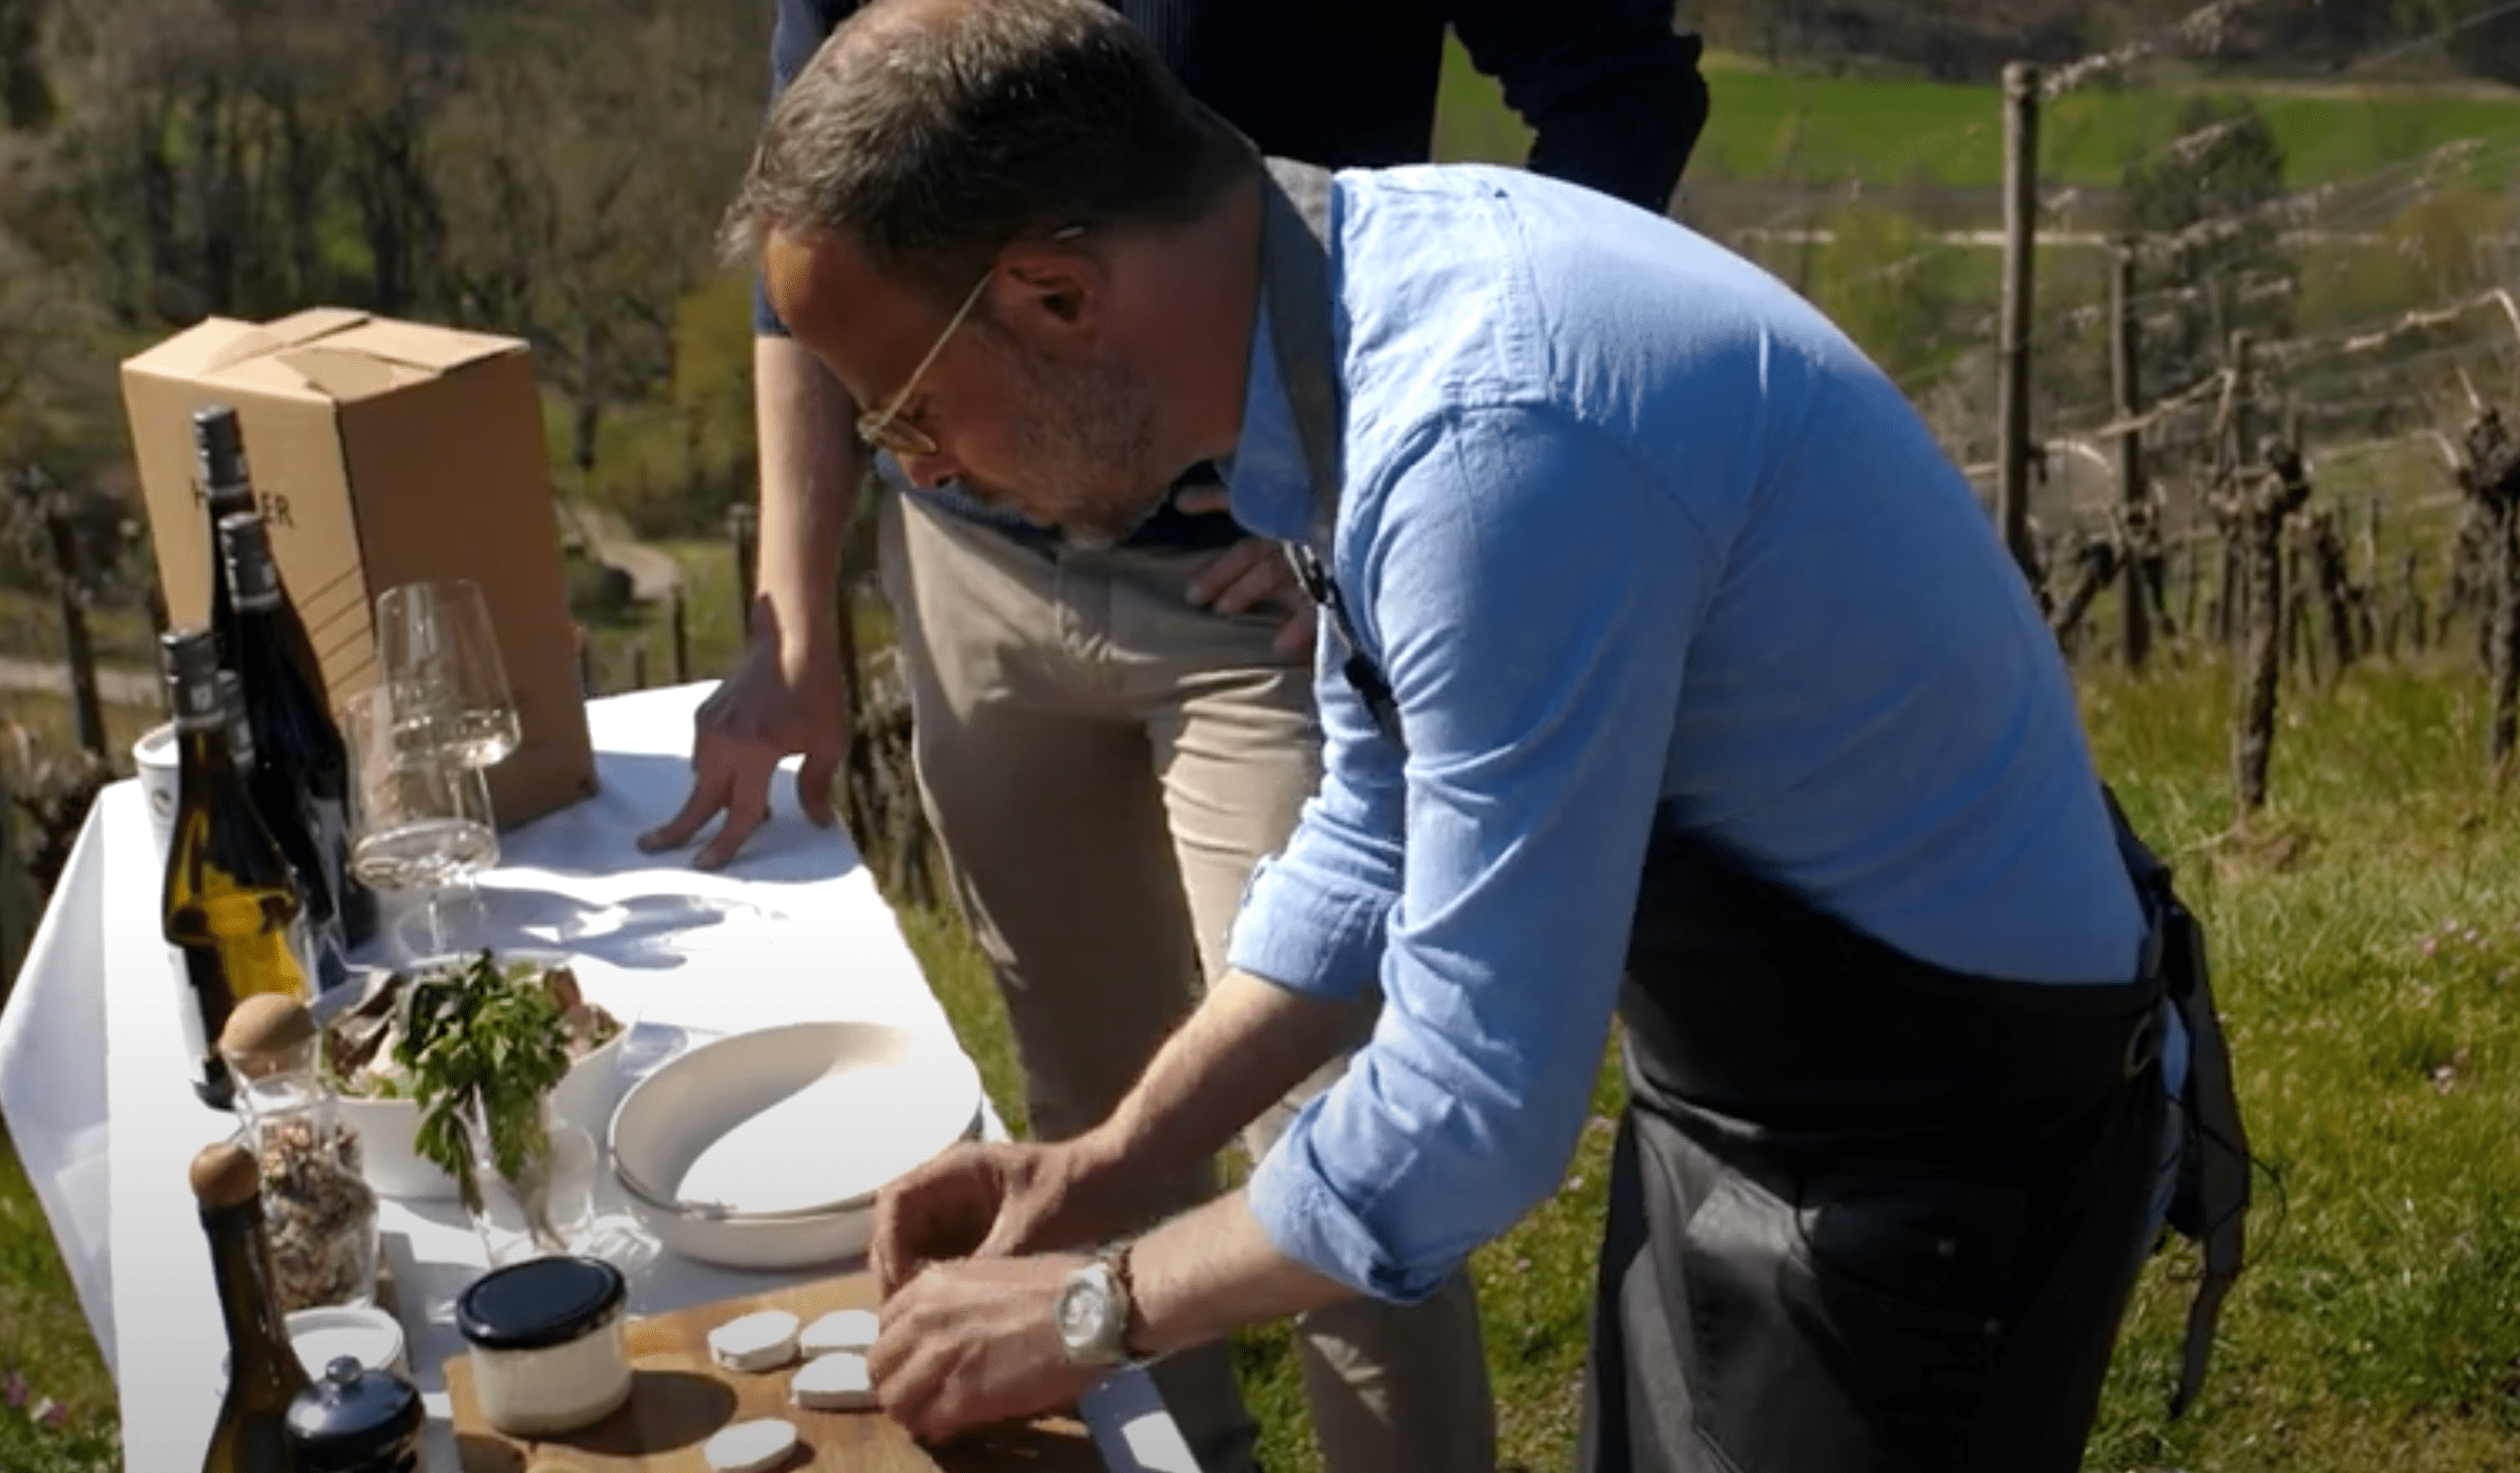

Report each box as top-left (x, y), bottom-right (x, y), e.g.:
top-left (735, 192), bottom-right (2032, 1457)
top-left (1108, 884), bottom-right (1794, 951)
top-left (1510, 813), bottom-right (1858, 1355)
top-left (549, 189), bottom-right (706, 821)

top-left (161, 634), bottom-right (240, 1109)
top-left (223, 670), bottom-right (334, 991)
top-left (219, 513), bottom-right (377, 959)
top-left (213, 548), bottom-right (347, 993)
top-left (194, 408), bottom-right (258, 665)
top-left (163, 627), bottom-right (309, 1093)
top-left (190, 1139), bottom-right (312, 1473)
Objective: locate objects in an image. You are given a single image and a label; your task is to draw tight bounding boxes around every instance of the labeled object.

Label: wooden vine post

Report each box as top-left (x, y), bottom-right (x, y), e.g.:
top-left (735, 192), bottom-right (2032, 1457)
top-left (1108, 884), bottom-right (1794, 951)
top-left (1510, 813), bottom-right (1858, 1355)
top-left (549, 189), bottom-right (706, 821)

top-left (15, 467), bottom-right (106, 757)
top-left (728, 503), bottom-right (760, 638)
top-left (2110, 239), bottom-right (2156, 667)
top-left (2301, 509), bottom-right (2358, 683)
top-left (1994, 62), bottom-right (2042, 587)
top-left (2454, 409), bottom-right (2520, 771)
top-left (2218, 437), bottom-right (2311, 819)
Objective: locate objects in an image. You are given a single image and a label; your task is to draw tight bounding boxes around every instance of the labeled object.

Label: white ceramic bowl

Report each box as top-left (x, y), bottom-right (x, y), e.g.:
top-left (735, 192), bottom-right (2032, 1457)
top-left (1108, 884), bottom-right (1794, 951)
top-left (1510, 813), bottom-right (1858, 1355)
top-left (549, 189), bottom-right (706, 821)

top-left (608, 1020), bottom-right (983, 1270)
top-left (324, 952), bottom-right (627, 1201)
top-left (335, 1029), bottom-right (624, 1200)
top-left (336, 1026), bottom-right (625, 1200)
top-left (226, 1305), bottom-right (411, 1385)
top-left (287, 1304), bottom-right (410, 1380)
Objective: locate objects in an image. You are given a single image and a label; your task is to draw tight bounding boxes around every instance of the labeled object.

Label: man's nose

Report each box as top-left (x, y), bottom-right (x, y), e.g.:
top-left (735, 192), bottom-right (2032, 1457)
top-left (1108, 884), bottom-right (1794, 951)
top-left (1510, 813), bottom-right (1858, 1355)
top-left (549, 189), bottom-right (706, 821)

top-left (898, 450), bottom-right (963, 491)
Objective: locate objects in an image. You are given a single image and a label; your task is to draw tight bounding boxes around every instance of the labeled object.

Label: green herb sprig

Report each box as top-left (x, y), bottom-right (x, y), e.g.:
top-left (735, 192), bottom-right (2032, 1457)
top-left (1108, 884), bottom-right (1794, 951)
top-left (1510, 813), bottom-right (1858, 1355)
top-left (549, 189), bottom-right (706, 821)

top-left (392, 951), bottom-right (572, 1215)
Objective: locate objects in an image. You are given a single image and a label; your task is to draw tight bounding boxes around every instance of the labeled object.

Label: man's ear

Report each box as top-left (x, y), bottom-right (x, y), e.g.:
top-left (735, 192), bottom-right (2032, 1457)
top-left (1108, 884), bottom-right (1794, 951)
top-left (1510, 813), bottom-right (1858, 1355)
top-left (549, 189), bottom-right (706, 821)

top-left (995, 243), bottom-right (1106, 347)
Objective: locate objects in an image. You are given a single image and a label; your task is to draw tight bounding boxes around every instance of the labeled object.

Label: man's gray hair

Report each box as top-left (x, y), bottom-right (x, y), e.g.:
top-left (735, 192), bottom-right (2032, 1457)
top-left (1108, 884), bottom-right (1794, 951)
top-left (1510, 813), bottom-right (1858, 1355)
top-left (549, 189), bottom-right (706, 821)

top-left (723, 0), bottom-right (1259, 305)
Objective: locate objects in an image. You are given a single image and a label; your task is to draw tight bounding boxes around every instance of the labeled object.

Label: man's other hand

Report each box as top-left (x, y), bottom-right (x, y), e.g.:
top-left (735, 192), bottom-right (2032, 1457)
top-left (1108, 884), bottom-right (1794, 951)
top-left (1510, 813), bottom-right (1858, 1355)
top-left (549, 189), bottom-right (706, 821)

top-left (639, 610), bottom-right (850, 870)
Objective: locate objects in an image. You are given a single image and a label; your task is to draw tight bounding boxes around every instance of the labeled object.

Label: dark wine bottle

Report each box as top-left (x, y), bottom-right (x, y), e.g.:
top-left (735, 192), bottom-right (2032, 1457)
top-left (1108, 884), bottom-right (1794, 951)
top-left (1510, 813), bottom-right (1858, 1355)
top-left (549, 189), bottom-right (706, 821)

top-left (194, 408), bottom-right (258, 665)
top-left (190, 1140), bottom-right (312, 1473)
top-left (219, 513), bottom-right (377, 961)
top-left (162, 627), bottom-right (309, 1108)
top-left (221, 669), bottom-right (337, 991)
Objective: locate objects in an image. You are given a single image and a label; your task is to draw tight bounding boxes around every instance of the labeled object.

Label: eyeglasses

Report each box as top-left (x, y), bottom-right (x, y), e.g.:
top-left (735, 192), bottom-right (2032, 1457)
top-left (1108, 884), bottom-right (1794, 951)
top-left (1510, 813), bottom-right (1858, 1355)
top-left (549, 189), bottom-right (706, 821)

top-left (855, 268), bottom-right (994, 460)
top-left (853, 227), bottom-right (1086, 461)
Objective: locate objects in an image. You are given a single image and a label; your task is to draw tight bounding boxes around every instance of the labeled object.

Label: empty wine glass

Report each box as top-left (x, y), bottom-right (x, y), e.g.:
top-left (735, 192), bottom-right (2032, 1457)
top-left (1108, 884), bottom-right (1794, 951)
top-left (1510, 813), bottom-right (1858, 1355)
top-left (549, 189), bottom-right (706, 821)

top-left (341, 685), bottom-right (502, 959)
top-left (376, 579), bottom-right (520, 769)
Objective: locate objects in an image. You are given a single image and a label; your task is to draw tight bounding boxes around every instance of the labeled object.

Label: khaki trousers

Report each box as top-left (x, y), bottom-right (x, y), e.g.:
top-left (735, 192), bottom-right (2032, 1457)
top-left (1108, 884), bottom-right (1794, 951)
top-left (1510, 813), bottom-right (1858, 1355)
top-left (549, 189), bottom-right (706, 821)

top-left (877, 492), bottom-right (1496, 1473)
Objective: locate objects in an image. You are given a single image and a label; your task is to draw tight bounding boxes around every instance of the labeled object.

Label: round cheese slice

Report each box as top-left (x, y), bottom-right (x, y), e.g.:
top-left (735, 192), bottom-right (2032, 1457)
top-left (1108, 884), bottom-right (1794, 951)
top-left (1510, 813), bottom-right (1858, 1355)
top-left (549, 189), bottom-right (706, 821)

top-left (799, 1308), bottom-right (880, 1357)
top-left (790, 1351), bottom-right (877, 1411)
top-left (704, 1417), bottom-right (800, 1473)
top-left (708, 1310), bottom-right (802, 1374)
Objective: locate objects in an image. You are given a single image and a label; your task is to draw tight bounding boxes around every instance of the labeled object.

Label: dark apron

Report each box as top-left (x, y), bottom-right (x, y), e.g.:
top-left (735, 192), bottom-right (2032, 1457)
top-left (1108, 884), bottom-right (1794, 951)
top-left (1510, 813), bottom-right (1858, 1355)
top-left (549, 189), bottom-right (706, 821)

top-left (1253, 159), bottom-right (2249, 1473)
top-left (1578, 828), bottom-right (2166, 1473)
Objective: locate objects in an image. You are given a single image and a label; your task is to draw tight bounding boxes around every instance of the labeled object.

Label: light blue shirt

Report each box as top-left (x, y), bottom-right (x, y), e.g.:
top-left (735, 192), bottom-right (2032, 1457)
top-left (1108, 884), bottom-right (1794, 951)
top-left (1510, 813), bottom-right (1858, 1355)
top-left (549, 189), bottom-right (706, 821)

top-left (1221, 166), bottom-right (2158, 1303)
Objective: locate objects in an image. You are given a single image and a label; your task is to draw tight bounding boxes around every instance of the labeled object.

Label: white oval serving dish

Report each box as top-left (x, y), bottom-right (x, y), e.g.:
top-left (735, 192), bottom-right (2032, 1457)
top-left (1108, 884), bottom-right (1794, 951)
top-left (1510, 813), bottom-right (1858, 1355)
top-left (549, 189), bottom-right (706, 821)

top-left (607, 1020), bottom-right (983, 1270)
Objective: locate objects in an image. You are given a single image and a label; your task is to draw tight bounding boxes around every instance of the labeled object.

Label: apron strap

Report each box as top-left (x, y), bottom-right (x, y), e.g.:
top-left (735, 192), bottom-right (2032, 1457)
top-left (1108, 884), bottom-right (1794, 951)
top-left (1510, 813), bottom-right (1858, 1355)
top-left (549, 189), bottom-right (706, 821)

top-left (1259, 159), bottom-right (1405, 750)
top-left (2102, 785), bottom-right (2252, 1417)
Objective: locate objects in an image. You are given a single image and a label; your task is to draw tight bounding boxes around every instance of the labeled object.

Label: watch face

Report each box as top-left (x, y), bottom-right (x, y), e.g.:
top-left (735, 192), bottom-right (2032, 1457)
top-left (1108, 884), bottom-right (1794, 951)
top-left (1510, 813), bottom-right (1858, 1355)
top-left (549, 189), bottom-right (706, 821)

top-left (1047, 1260), bottom-right (1118, 1362)
top-left (1055, 1271), bottom-right (1112, 1349)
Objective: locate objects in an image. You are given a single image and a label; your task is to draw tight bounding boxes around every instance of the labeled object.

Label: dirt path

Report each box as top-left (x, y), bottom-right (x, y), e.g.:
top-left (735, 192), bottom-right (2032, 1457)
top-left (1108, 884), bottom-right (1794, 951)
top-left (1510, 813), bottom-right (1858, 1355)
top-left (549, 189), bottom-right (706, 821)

top-left (0, 655), bottom-right (157, 710)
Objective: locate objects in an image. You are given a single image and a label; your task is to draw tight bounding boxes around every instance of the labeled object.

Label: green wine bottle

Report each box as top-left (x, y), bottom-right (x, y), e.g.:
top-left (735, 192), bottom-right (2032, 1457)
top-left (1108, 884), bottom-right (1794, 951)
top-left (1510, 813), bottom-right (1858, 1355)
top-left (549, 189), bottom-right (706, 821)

top-left (191, 1139), bottom-right (311, 1472)
top-left (162, 627), bottom-right (309, 1108)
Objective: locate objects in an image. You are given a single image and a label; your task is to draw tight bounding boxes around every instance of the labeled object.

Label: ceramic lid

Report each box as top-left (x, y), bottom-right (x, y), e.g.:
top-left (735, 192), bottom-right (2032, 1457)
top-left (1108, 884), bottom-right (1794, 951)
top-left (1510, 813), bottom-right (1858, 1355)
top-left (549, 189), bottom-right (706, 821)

top-left (284, 1356), bottom-right (422, 1471)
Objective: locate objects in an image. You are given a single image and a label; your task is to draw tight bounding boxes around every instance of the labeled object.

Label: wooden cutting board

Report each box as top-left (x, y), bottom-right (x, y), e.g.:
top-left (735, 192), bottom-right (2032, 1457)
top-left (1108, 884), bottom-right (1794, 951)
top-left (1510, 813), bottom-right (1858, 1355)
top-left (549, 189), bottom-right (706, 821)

top-left (446, 1272), bottom-right (1104, 1472)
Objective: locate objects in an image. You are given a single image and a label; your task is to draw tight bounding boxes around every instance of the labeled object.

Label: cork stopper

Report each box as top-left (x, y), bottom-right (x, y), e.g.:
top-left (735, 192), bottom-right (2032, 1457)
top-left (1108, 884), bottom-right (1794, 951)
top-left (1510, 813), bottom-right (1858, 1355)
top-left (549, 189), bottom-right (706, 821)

top-left (219, 994), bottom-right (317, 1075)
top-left (190, 1140), bottom-right (261, 1210)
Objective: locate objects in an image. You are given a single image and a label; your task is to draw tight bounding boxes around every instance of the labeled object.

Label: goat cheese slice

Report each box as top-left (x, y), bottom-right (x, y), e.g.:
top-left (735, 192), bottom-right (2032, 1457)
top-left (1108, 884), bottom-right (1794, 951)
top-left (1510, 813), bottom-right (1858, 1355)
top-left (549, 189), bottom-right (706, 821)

top-left (704, 1417), bottom-right (800, 1473)
top-left (790, 1351), bottom-right (877, 1411)
top-left (800, 1308), bottom-right (880, 1357)
top-left (708, 1310), bottom-right (802, 1374)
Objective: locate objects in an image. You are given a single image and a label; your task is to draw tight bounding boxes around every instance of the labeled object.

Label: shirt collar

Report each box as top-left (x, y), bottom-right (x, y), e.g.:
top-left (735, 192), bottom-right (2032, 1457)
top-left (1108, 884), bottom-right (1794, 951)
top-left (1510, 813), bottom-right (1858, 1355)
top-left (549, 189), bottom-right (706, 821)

top-left (1219, 289), bottom-right (1320, 546)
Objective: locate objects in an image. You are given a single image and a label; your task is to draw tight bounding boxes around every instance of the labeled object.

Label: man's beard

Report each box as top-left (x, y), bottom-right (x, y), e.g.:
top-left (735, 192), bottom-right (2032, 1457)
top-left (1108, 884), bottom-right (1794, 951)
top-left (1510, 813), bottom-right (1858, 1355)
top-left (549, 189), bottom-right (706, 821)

top-left (1002, 342), bottom-right (1171, 549)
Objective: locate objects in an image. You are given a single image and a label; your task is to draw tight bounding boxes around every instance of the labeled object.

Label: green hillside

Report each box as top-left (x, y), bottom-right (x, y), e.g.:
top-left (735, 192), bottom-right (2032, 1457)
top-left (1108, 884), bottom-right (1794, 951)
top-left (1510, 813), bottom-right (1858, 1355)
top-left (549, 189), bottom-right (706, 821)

top-left (1434, 40), bottom-right (2520, 192)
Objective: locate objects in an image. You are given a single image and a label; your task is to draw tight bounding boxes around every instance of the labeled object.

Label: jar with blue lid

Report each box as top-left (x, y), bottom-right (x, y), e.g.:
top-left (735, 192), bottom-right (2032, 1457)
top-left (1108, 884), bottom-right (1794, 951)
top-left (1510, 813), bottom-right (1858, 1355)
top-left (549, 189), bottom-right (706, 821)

top-left (455, 1255), bottom-right (632, 1436)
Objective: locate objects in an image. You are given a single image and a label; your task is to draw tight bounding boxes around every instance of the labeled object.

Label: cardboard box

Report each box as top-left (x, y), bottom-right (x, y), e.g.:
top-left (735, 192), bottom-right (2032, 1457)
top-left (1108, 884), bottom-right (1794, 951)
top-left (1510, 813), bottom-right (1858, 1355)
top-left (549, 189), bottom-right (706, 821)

top-left (121, 308), bottom-right (597, 829)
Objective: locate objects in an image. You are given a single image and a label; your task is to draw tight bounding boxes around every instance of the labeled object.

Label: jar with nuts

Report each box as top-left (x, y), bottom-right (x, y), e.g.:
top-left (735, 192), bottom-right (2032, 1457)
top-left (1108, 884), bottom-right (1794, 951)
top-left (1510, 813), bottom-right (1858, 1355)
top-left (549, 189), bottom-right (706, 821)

top-left (220, 993), bottom-right (381, 1316)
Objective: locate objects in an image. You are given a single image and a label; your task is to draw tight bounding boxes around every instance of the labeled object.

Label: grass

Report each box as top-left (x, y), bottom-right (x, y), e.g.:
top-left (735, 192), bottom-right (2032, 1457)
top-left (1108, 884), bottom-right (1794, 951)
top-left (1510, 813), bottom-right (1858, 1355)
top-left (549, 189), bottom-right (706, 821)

top-left (1430, 35), bottom-right (2520, 193)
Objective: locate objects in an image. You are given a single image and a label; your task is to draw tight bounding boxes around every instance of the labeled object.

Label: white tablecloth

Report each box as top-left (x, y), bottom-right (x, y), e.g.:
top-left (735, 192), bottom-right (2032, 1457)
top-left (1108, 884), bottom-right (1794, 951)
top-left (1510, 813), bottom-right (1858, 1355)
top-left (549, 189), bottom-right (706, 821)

top-left (0, 682), bottom-right (1194, 1473)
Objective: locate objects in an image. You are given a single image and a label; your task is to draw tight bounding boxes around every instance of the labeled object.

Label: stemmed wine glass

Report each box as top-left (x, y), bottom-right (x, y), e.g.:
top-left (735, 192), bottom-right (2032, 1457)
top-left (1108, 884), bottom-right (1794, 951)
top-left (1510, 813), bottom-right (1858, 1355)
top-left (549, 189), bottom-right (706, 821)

top-left (375, 579), bottom-right (521, 770)
top-left (341, 684), bottom-right (502, 959)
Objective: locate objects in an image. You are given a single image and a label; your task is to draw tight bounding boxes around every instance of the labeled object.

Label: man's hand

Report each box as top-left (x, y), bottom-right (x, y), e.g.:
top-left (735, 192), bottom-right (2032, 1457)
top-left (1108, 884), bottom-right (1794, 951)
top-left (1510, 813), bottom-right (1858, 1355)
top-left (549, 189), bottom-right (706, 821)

top-left (867, 1254), bottom-right (1102, 1443)
top-left (868, 1140), bottom-right (1130, 1295)
top-left (1177, 487), bottom-right (1315, 655)
top-left (639, 611), bottom-right (850, 870)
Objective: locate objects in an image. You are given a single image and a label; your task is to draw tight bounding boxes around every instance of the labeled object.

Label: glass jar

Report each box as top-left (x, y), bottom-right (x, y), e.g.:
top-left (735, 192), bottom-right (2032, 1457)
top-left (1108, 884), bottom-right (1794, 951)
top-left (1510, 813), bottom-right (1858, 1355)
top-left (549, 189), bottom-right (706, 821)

top-left (221, 994), bottom-right (382, 1316)
top-left (456, 1255), bottom-right (632, 1437)
top-left (464, 1110), bottom-right (598, 1269)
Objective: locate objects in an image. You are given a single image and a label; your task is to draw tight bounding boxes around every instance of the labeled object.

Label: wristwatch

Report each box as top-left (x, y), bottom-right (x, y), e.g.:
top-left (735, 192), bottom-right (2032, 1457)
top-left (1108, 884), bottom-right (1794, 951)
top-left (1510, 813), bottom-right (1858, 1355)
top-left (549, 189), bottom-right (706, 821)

top-left (1053, 1244), bottom-right (1138, 1367)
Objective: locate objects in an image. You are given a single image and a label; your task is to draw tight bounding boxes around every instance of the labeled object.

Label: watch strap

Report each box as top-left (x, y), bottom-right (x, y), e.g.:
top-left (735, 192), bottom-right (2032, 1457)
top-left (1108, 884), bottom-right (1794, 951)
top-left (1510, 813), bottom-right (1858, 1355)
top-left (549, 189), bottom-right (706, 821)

top-left (1101, 1242), bottom-right (1143, 1360)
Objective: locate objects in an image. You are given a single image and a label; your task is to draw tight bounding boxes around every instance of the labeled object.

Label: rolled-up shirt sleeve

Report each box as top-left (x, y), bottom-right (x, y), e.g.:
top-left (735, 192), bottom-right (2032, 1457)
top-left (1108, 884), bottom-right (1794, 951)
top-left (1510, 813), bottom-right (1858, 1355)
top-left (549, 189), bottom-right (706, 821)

top-left (1225, 606), bottom-right (1410, 1002)
top-left (1245, 405), bottom-right (1714, 1301)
